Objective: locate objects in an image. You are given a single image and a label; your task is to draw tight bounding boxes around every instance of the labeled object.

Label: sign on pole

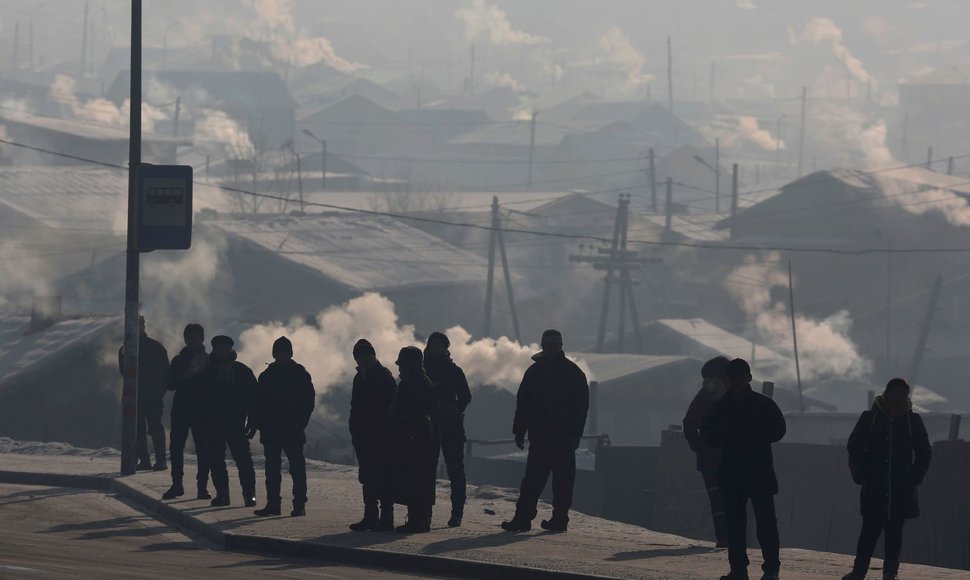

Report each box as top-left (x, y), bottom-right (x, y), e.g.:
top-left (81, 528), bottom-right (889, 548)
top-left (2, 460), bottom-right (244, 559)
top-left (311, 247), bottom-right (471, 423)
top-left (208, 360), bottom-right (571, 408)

top-left (135, 164), bottom-right (193, 251)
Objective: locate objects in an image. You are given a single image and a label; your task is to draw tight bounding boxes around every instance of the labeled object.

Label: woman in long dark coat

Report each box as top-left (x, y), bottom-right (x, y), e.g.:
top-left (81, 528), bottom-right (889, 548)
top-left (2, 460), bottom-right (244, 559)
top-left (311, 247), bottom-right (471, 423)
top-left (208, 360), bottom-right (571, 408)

top-left (389, 346), bottom-right (437, 533)
top-left (843, 378), bottom-right (931, 580)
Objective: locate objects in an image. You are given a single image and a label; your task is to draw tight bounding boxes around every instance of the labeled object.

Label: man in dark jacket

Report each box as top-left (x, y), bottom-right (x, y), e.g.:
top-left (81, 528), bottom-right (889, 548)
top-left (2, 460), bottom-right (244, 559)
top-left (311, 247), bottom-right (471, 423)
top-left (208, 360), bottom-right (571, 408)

top-left (250, 337), bottom-right (316, 517)
top-left (118, 316), bottom-right (170, 471)
top-left (703, 358), bottom-right (786, 580)
top-left (502, 329), bottom-right (589, 533)
top-left (163, 323), bottom-right (211, 500)
top-left (198, 335), bottom-right (258, 507)
top-left (842, 378), bottom-right (931, 580)
top-left (683, 356), bottom-right (730, 547)
top-left (348, 339), bottom-right (396, 531)
top-left (424, 331), bottom-right (472, 527)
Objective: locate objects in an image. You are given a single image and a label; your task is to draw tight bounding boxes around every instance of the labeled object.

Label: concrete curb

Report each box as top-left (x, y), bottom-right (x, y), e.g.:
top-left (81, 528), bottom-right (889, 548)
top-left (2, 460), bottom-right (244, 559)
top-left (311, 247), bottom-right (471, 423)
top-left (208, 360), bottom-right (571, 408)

top-left (0, 470), bottom-right (615, 580)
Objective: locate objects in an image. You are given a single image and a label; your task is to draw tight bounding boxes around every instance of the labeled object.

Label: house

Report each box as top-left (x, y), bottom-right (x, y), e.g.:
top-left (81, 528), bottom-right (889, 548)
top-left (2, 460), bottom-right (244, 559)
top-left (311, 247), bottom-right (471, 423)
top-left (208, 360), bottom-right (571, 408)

top-left (397, 108), bottom-right (490, 146)
top-left (430, 87), bottom-right (529, 121)
top-left (107, 70), bottom-right (297, 149)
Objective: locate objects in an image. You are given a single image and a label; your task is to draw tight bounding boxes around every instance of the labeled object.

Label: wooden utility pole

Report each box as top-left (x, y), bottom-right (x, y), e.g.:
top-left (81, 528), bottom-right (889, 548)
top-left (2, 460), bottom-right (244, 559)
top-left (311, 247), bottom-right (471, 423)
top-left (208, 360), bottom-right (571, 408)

top-left (908, 275), bottom-right (943, 387)
top-left (797, 86), bottom-right (807, 177)
top-left (527, 111), bottom-right (538, 191)
top-left (482, 196), bottom-right (499, 337)
top-left (788, 260), bottom-right (804, 412)
top-left (731, 163), bottom-right (739, 217)
top-left (664, 178), bottom-right (673, 230)
top-left (666, 37), bottom-right (673, 113)
top-left (648, 148), bottom-right (658, 213)
top-left (497, 222), bottom-right (521, 343)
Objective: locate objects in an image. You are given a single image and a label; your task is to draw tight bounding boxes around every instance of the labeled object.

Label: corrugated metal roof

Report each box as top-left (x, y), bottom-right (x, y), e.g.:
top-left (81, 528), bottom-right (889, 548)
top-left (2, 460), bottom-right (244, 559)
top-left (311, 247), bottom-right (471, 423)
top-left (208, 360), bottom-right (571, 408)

top-left (0, 166), bottom-right (127, 232)
top-left (654, 318), bottom-right (790, 364)
top-left (211, 215), bottom-right (489, 291)
top-left (574, 352), bottom-right (695, 384)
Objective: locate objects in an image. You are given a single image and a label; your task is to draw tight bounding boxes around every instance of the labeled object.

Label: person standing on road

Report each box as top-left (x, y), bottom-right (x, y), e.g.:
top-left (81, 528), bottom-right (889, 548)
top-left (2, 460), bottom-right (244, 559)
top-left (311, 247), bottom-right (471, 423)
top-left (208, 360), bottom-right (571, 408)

top-left (682, 356), bottom-right (730, 547)
top-left (703, 358), bottom-right (786, 580)
top-left (163, 323), bottom-right (212, 500)
top-left (389, 346), bottom-right (437, 534)
top-left (424, 331), bottom-right (472, 527)
top-left (198, 335), bottom-right (258, 508)
top-left (251, 337), bottom-right (316, 518)
top-left (842, 378), bottom-right (931, 580)
top-left (502, 329), bottom-right (589, 533)
top-left (348, 339), bottom-right (397, 532)
top-left (118, 316), bottom-right (170, 472)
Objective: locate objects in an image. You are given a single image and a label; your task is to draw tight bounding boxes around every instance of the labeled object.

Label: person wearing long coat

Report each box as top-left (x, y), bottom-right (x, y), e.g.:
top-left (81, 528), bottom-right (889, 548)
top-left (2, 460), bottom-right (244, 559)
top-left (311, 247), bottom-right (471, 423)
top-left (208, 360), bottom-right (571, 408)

top-left (389, 346), bottom-right (437, 533)
top-left (842, 378), bottom-right (932, 580)
top-left (118, 316), bottom-right (170, 471)
top-left (163, 323), bottom-right (211, 500)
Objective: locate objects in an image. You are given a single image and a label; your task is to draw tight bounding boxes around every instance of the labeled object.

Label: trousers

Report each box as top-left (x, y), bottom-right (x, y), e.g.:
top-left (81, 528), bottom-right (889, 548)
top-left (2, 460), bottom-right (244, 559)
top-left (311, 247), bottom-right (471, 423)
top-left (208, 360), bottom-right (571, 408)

top-left (514, 433), bottom-right (576, 521)
top-left (723, 491), bottom-right (781, 574)
top-left (207, 425), bottom-right (256, 497)
top-left (137, 406), bottom-right (166, 465)
top-left (263, 440), bottom-right (307, 507)
top-left (169, 407), bottom-right (209, 487)
top-left (855, 515), bottom-right (905, 563)
top-left (701, 467), bottom-right (729, 544)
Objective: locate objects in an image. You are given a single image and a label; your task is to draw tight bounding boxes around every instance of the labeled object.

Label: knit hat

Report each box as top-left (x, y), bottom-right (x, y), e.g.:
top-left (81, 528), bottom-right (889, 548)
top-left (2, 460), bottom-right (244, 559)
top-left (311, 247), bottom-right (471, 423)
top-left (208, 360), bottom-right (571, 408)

top-left (541, 329), bottom-right (563, 344)
top-left (426, 331), bottom-right (450, 348)
top-left (273, 336), bottom-right (293, 356)
top-left (726, 358), bottom-right (751, 379)
top-left (395, 345), bottom-right (424, 367)
top-left (353, 339), bottom-right (376, 357)
top-left (211, 335), bottom-right (234, 348)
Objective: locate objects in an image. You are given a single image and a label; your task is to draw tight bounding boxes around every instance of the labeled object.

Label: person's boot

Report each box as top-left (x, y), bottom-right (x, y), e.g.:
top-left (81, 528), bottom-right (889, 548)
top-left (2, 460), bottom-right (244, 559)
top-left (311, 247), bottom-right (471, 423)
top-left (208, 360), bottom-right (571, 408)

top-left (447, 504), bottom-right (464, 528)
top-left (136, 458), bottom-right (153, 471)
top-left (162, 482), bottom-right (184, 500)
top-left (210, 494), bottom-right (230, 507)
top-left (374, 503), bottom-right (394, 531)
top-left (718, 572), bottom-right (749, 580)
top-left (254, 503), bottom-right (282, 517)
top-left (842, 557), bottom-right (870, 580)
top-left (152, 460), bottom-right (168, 472)
top-left (882, 560), bottom-right (899, 580)
top-left (349, 505), bottom-right (379, 531)
top-left (243, 490), bottom-right (257, 508)
top-left (196, 484), bottom-right (212, 500)
top-left (540, 514), bottom-right (569, 532)
top-left (290, 502), bottom-right (306, 517)
top-left (501, 514), bottom-right (532, 532)
top-left (396, 506), bottom-right (431, 533)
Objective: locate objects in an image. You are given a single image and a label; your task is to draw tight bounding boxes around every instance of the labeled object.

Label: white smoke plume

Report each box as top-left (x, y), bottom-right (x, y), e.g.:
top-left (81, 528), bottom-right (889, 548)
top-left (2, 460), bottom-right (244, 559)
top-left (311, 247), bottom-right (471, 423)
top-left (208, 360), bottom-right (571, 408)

top-left (728, 116), bottom-right (785, 151)
top-left (485, 71), bottom-right (527, 93)
top-left (236, 293), bottom-right (591, 409)
top-left (736, 0), bottom-right (757, 9)
top-left (725, 253), bottom-right (872, 383)
top-left (796, 17), bottom-right (874, 85)
top-left (50, 75), bottom-right (167, 133)
top-left (193, 109), bottom-right (255, 159)
top-left (587, 26), bottom-right (654, 95)
top-left (455, 0), bottom-right (547, 46)
top-left (270, 36), bottom-right (362, 72)
top-left (0, 241), bottom-right (52, 306)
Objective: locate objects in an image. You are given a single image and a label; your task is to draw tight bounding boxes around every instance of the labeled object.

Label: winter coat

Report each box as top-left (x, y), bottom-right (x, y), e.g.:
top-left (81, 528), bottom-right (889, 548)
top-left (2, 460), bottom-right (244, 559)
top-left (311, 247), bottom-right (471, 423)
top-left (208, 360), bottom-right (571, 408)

top-left (252, 359), bottom-right (316, 446)
top-left (683, 384), bottom-right (725, 472)
top-left (349, 363), bottom-right (396, 448)
top-left (703, 385), bottom-right (786, 497)
top-left (424, 351), bottom-right (472, 441)
top-left (389, 371), bottom-right (437, 506)
top-left (166, 345), bottom-right (208, 418)
top-left (118, 334), bottom-right (170, 413)
top-left (196, 351), bottom-right (257, 432)
top-left (847, 397), bottom-right (932, 521)
top-left (513, 352), bottom-right (589, 447)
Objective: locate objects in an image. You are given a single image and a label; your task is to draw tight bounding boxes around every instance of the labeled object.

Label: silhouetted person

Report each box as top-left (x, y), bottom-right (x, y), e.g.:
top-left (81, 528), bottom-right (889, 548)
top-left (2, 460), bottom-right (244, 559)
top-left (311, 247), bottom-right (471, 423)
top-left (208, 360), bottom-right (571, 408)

top-left (251, 337), bottom-right (316, 518)
top-left (390, 346), bottom-right (437, 533)
top-left (163, 323), bottom-right (211, 500)
top-left (198, 335), bottom-right (257, 507)
top-left (424, 331), bottom-right (472, 527)
top-left (502, 329), bottom-right (589, 533)
top-left (842, 378), bottom-right (931, 580)
top-left (683, 355), bottom-right (730, 547)
top-left (118, 315), bottom-right (170, 471)
top-left (703, 358), bottom-right (785, 580)
top-left (348, 339), bottom-right (396, 531)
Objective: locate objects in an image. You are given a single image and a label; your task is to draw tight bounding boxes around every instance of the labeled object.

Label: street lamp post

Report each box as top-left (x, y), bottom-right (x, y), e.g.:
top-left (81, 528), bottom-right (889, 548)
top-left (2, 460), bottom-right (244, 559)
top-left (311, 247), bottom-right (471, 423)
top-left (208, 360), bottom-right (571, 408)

top-left (302, 129), bottom-right (327, 192)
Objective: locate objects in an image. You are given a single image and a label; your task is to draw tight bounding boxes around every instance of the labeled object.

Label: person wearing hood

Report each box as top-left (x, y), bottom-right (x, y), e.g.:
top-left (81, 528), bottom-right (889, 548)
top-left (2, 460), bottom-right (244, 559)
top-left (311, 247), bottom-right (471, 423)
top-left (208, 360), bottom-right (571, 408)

top-left (682, 356), bottom-right (730, 547)
top-left (250, 337), bottom-right (316, 518)
top-left (424, 331), bottom-right (472, 527)
top-left (118, 316), bottom-right (170, 471)
top-left (198, 335), bottom-right (258, 508)
top-left (163, 323), bottom-right (212, 500)
top-left (703, 358), bottom-right (786, 580)
top-left (348, 339), bottom-right (397, 531)
top-left (842, 378), bottom-right (931, 580)
top-left (502, 329), bottom-right (589, 533)
top-left (389, 346), bottom-right (437, 533)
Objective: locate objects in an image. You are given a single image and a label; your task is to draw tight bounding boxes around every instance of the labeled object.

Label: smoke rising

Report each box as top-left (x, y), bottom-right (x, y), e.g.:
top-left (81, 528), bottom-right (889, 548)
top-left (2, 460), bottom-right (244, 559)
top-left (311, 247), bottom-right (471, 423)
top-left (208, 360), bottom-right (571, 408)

top-left (455, 0), bottom-right (547, 46)
top-left (193, 109), bottom-right (255, 159)
top-left (729, 116), bottom-right (785, 151)
top-left (50, 75), bottom-right (167, 133)
top-left (796, 17), bottom-right (874, 85)
top-left (583, 26), bottom-right (654, 97)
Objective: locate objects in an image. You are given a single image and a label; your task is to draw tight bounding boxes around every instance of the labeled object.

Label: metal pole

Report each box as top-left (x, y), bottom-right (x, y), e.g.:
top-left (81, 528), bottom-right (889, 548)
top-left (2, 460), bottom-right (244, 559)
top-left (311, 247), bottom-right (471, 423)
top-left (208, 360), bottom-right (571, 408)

top-left (797, 85), bottom-right (807, 177)
top-left (617, 196), bottom-right (628, 353)
top-left (527, 111), bottom-right (537, 191)
top-left (120, 0), bottom-right (143, 477)
top-left (715, 138), bottom-right (720, 213)
top-left (595, 201), bottom-right (624, 353)
top-left (788, 260), bottom-right (804, 412)
top-left (482, 196), bottom-right (498, 337)
top-left (172, 97), bottom-right (181, 137)
top-left (649, 148), bottom-right (657, 213)
top-left (664, 178), bottom-right (673, 230)
top-left (497, 221), bottom-right (521, 343)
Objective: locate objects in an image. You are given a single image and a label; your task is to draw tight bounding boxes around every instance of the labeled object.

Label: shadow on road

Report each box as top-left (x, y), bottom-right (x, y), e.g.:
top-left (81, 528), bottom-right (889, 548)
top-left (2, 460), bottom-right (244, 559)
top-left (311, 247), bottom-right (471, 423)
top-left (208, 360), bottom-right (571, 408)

top-left (607, 544), bottom-right (718, 561)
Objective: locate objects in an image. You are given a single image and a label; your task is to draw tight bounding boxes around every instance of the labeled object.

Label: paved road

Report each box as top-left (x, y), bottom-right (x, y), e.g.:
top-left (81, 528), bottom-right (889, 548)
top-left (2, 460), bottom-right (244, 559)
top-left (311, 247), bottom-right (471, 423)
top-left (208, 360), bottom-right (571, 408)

top-left (0, 484), bottom-right (429, 579)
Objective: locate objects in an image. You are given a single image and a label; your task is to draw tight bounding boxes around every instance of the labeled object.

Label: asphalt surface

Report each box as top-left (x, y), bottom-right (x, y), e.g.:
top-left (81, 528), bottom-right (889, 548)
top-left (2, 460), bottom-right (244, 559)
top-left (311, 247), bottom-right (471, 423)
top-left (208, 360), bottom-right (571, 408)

top-left (0, 484), bottom-right (430, 579)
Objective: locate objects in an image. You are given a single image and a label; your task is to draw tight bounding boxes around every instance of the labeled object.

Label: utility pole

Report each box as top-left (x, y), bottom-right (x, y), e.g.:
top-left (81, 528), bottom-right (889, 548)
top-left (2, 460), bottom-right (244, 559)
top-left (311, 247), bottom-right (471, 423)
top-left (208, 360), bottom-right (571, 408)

top-left (527, 111), bottom-right (538, 191)
top-left (295, 151), bottom-right (305, 213)
top-left (172, 97), bottom-right (181, 137)
top-left (120, 0), bottom-right (143, 477)
top-left (731, 163), bottom-right (739, 217)
top-left (948, 156), bottom-right (955, 175)
top-left (665, 178), bottom-right (673, 230)
top-left (788, 260), bottom-right (804, 412)
top-left (797, 85), bottom-right (807, 177)
top-left (469, 45), bottom-right (476, 97)
top-left (715, 138), bottom-right (721, 213)
top-left (497, 219), bottom-right (521, 342)
top-left (666, 37), bottom-right (673, 113)
top-left (81, 0), bottom-right (89, 77)
top-left (885, 240), bottom-right (893, 374)
top-left (321, 140), bottom-right (327, 191)
top-left (926, 146), bottom-right (933, 170)
top-left (908, 275), bottom-right (943, 387)
top-left (648, 148), bottom-right (657, 213)
top-left (482, 196), bottom-right (499, 337)
top-left (12, 22), bottom-right (19, 80)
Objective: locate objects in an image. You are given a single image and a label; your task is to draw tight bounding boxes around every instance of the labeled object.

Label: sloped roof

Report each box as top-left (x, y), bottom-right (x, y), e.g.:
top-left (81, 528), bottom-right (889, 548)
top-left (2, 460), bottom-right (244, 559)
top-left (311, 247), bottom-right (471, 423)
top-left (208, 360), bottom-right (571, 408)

top-left (299, 94), bottom-right (409, 127)
top-left (0, 113), bottom-right (190, 145)
top-left (108, 70), bottom-right (297, 110)
top-left (528, 192), bottom-right (616, 217)
top-left (576, 353), bottom-right (697, 386)
top-left (650, 318), bottom-right (790, 364)
top-left (211, 215), bottom-right (489, 291)
top-left (449, 119), bottom-right (590, 147)
top-left (0, 166), bottom-right (127, 232)
top-left (0, 312), bottom-right (118, 390)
